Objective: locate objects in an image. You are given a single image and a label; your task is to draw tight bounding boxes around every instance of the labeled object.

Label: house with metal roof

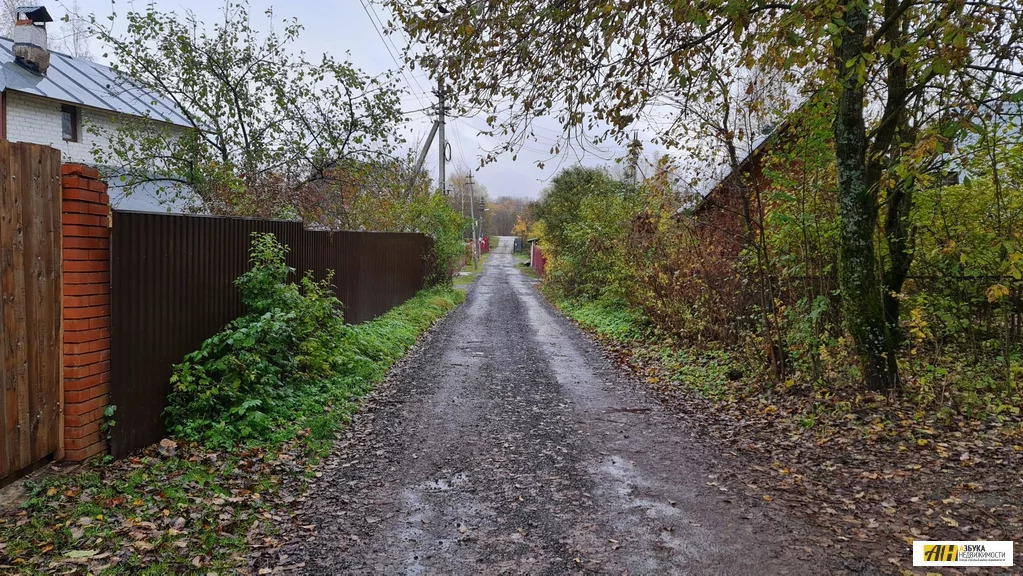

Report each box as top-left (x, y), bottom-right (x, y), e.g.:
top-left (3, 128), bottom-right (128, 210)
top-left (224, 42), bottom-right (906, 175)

top-left (1, 6), bottom-right (196, 212)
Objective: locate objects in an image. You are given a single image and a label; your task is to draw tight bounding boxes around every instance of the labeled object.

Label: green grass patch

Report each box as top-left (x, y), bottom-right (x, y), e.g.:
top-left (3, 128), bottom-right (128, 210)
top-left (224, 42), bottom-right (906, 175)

top-left (520, 266), bottom-right (539, 279)
top-left (657, 345), bottom-right (743, 402)
top-left (555, 297), bottom-right (649, 342)
top-left (549, 294), bottom-right (745, 402)
top-left (452, 251), bottom-right (490, 287)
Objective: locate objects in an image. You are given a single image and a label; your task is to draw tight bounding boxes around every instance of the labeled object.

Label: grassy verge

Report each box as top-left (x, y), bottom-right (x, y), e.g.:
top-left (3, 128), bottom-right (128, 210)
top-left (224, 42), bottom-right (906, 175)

top-left (452, 251), bottom-right (490, 288)
top-left (554, 298), bottom-right (648, 343)
top-left (0, 286), bottom-right (464, 575)
top-left (512, 252), bottom-right (540, 280)
top-left (553, 298), bottom-right (742, 402)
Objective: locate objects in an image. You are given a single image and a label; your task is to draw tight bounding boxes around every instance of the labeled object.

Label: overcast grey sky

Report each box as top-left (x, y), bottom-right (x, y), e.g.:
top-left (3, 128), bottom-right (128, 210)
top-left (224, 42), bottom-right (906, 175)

top-left (41, 0), bottom-right (649, 200)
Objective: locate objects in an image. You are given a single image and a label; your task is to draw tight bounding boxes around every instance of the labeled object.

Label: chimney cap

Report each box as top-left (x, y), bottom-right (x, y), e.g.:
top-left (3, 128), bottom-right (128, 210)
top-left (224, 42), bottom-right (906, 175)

top-left (16, 6), bottom-right (53, 23)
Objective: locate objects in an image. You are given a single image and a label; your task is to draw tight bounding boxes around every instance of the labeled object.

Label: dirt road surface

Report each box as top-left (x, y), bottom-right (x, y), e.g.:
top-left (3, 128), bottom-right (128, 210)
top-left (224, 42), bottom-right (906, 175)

top-left (264, 236), bottom-right (856, 575)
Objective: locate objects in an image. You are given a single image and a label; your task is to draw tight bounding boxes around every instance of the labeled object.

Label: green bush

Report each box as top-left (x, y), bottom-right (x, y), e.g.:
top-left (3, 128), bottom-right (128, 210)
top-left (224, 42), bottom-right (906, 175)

top-left (533, 166), bottom-right (639, 301)
top-left (164, 233), bottom-right (464, 449)
top-left (414, 193), bottom-right (470, 286)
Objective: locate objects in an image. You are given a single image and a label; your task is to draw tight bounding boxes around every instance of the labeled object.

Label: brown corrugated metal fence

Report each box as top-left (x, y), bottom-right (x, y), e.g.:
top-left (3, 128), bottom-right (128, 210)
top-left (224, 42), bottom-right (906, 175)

top-left (109, 210), bottom-right (430, 457)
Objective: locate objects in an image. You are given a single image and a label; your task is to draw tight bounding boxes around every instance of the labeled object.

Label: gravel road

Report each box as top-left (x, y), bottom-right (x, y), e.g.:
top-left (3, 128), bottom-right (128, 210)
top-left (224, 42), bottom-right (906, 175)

top-left (265, 236), bottom-right (849, 575)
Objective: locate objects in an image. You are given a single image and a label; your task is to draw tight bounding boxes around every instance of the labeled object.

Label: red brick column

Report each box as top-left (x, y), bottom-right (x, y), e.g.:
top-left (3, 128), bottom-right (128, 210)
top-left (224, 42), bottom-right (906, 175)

top-left (61, 164), bottom-right (111, 461)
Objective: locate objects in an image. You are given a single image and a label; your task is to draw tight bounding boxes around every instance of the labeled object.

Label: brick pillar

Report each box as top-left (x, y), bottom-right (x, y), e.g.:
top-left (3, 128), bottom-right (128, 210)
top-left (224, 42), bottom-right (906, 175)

top-left (61, 164), bottom-right (111, 461)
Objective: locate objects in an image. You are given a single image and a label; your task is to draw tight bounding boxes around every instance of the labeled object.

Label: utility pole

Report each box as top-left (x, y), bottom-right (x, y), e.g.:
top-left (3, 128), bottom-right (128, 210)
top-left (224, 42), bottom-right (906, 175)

top-left (412, 122), bottom-right (439, 184)
top-left (626, 130), bottom-right (640, 187)
top-left (467, 172), bottom-right (478, 269)
top-left (438, 77), bottom-right (447, 194)
top-left (407, 75), bottom-right (448, 195)
top-left (460, 179), bottom-right (466, 219)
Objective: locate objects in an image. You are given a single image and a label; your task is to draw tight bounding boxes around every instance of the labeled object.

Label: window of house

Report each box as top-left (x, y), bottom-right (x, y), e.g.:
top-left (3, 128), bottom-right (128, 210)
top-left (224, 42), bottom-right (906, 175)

top-left (61, 105), bottom-right (78, 142)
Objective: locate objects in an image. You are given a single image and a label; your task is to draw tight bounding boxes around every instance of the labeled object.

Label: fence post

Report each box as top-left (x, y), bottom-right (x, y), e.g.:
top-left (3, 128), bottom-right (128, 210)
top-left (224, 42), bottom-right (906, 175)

top-left (61, 164), bottom-right (111, 461)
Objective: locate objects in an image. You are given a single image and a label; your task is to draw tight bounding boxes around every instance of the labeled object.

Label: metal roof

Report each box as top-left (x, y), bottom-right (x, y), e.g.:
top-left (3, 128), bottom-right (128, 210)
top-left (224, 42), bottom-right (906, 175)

top-left (0, 36), bottom-right (191, 127)
top-left (107, 179), bottom-right (203, 214)
top-left (673, 121), bottom-right (791, 217)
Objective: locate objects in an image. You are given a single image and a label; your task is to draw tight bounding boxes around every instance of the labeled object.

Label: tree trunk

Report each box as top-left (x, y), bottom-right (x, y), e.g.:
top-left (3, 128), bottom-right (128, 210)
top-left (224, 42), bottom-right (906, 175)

top-left (883, 176), bottom-right (914, 347)
top-left (833, 0), bottom-right (900, 392)
top-left (876, 0), bottom-right (914, 350)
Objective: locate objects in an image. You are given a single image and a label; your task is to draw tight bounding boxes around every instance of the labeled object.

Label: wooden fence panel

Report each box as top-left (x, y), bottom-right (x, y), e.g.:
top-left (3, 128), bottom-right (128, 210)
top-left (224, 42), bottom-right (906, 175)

top-left (0, 141), bottom-right (62, 482)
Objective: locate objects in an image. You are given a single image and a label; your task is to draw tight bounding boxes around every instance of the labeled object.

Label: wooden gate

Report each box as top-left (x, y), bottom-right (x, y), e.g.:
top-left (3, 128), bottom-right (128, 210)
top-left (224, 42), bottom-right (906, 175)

top-left (0, 141), bottom-right (62, 482)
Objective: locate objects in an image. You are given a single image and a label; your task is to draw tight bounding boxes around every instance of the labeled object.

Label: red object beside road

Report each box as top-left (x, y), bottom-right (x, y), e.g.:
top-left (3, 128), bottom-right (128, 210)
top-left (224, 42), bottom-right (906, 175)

top-left (531, 243), bottom-right (546, 276)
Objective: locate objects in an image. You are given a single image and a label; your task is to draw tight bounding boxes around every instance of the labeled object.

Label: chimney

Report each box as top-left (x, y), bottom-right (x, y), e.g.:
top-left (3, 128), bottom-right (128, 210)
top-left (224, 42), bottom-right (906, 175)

top-left (12, 6), bottom-right (53, 75)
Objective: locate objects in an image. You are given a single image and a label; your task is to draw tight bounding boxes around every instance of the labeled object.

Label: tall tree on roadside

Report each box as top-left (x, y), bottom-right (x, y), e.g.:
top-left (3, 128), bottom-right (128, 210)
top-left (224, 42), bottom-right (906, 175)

top-left (90, 0), bottom-right (403, 217)
top-left (534, 166), bottom-right (638, 300)
top-left (385, 0), bottom-right (1023, 391)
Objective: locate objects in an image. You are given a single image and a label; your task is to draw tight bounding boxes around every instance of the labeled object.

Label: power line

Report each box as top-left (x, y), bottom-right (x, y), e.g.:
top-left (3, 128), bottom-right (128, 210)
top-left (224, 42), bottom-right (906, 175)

top-left (357, 0), bottom-right (431, 110)
top-left (400, 105), bottom-right (434, 116)
top-left (368, 0), bottom-right (430, 97)
top-left (449, 117), bottom-right (472, 172)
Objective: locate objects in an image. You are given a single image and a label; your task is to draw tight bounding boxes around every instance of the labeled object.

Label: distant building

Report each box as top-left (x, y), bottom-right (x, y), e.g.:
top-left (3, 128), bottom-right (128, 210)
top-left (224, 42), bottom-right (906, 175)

top-left (0, 6), bottom-right (196, 212)
top-left (682, 122), bottom-right (791, 262)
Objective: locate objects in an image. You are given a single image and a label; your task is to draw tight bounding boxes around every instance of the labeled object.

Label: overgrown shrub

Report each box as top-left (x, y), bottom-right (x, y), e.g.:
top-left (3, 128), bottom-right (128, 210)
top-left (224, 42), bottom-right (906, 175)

top-left (164, 233), bottom-right (464, 448)
top-left (165, 234), bottom-right (347, 446)
top-left (414, 193), bottom-right (470, 286)
top-left (533, 166), bottom-right (638, 301)
top-left (534, 113), bottom-right (1021, 416)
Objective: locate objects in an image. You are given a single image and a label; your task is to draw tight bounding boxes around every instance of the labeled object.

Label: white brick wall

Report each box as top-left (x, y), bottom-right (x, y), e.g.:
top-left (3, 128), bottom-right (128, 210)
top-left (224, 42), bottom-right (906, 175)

top-left (5, 91), bottom-right (187, 165)
top-left (6, 91), bottom-right (114, 164)
top-left (5, 91), bottom-right (200, 212)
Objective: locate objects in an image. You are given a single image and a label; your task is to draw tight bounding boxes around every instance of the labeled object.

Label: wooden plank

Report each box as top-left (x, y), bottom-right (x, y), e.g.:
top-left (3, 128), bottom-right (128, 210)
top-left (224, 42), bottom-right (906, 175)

top-left (12, 144), bottom-right (31, 472)
top-left (24, 145), bottom-right (61, 464)
top-left (0, 139), bottom-right (11, 480)
top-left (43, 146), bottom-right (61, 461)
top-left (24, 144), bottom-right (43, 462)
top-left (51, 148), bottom-right (63, 461)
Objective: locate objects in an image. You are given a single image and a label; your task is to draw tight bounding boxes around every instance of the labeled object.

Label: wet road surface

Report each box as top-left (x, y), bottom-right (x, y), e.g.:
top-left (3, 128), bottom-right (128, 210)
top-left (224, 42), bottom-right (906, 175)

top-left (273, 236), bottom-right (839, 575)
